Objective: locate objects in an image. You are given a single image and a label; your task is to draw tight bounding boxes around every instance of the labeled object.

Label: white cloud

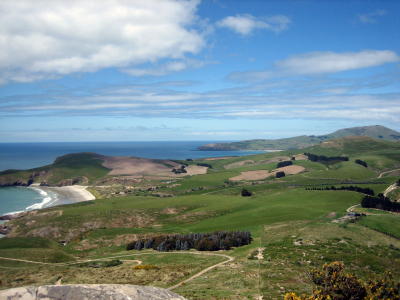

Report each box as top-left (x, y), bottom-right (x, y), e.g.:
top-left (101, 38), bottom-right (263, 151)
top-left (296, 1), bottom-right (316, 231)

top-left (230, 50), bottom-right (399, 81)
top-left (358, 9), bottom-right (386, 24)
top-left (217, 14), bottom-right (290, 35)
top-left (276, 50), bottom-right (399, 75)
top-left (0, 0), bottom-right (204, 83)
top-left (123, 59), bottom-right (205, 76)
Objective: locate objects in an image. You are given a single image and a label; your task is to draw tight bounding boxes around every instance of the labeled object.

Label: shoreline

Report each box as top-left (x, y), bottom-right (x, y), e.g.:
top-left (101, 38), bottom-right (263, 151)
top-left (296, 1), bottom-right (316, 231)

top-left (0, 185), bottom-right (96, 220)
top-left (37, 185), bottom-right (96, 203)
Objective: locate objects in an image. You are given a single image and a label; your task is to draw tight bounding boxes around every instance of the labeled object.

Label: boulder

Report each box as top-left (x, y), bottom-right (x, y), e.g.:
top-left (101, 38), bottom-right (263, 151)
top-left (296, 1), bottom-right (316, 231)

top-left (0, 284), bottom-right (186, 300)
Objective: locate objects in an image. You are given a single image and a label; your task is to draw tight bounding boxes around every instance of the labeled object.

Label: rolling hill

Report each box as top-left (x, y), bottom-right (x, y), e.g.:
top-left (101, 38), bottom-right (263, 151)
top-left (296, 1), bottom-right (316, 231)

top-left (1, 136), bottom-right (400, 299)
top-left (198, 125), bottom-right (400, 151)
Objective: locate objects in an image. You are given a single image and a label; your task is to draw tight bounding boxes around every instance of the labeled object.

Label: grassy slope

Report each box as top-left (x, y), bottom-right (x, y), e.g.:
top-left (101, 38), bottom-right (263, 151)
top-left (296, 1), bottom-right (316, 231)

top-left (0, 153), bottom-right (110, 185)
top-left (199, 125), bottom-right (400, 151)
top-left (0, 137), bottom-right (400, 299)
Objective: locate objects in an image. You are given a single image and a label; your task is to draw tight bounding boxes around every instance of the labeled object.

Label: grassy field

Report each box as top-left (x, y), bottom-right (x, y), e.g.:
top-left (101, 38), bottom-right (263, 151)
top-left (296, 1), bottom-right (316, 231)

top-left (0, 137), bottom-right (399, 299)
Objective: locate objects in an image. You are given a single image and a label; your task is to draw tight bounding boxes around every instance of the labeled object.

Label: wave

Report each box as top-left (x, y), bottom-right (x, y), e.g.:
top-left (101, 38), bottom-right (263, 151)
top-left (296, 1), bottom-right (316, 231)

top-left (26, 187), bottom-right (59, 210)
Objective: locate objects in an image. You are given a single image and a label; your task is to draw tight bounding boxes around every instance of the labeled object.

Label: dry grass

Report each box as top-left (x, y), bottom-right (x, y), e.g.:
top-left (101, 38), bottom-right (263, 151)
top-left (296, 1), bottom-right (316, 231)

top-left (229, 165), bottom-right (305, 181)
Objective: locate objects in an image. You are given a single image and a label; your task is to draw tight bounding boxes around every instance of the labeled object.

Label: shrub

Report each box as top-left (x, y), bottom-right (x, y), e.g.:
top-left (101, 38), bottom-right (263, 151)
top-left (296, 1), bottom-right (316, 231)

top-left (277, 160), bottom-right (293, 168)
top-left (133, 264), bottom-right (159, 270)
top-left (172, 165), bottom-right (187, 174)
top-left (276, 171), bottom-right (285, 178)
top-left (285, 261), bottom-right (399, 300)
top-left (355, 159), bottom-right (368, 168)
top-left (241, 188), bottom-right (252, 197)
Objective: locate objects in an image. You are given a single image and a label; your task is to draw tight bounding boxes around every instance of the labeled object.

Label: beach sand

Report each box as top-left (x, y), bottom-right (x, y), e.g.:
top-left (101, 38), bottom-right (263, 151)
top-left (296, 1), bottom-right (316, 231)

top-left (26, 184), bottom-right (96, 211)
top-left (47, 185), bottom-right (95, 202)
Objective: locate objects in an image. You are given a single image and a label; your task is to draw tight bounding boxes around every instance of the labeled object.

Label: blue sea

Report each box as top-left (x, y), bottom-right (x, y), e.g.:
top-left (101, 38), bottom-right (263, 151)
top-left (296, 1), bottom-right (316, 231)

top-left (0, 141), bottom-right (264, 218)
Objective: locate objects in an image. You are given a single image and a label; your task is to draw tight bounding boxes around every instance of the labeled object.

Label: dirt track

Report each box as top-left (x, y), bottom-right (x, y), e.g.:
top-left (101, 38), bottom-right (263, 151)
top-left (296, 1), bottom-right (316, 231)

top-left (0, 251), bottom-right (234, 290)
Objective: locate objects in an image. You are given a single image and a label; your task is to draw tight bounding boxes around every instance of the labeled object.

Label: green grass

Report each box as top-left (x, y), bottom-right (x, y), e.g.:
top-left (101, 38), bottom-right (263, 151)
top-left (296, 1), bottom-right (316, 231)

top-left (1, 137), bottom-right (400, 298)
top-left (358, 214), bottom-right (400, 239)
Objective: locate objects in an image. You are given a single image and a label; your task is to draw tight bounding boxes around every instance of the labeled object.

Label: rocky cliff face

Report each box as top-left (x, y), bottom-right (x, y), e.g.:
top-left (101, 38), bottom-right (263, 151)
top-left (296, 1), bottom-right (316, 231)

top-left (0, 284), bottom-right (186, 300)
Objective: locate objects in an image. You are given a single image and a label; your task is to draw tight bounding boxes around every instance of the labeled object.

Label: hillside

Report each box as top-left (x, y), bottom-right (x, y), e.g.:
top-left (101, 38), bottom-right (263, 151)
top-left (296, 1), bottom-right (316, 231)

top-left (0, 136), bottom-right (399, 299)
top-left (198, 125), bottom-right (400, 151)
top-left (0, 152), bottom-right (202, 187)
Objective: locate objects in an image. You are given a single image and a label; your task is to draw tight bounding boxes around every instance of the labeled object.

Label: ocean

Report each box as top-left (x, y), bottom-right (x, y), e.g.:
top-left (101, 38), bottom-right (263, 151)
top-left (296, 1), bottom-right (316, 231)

top-left (0, 141), bottom-right (264, 217)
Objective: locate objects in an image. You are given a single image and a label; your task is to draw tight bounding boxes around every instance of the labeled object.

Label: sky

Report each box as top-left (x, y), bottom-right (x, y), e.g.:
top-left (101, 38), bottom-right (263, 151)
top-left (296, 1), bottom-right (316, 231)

top-left (0, 0), bottom-right (399, 142)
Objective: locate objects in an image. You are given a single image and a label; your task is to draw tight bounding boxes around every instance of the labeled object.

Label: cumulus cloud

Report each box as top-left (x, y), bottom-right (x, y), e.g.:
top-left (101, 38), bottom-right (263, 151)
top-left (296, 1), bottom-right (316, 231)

top-left (358, 9), bottom-right (386, 24)
top-left (217, 14), bottom-right (290, 35)
top-left (0, 0), bottom-right (204, 83)
top-left (228, 50), bottom-right (399, 82)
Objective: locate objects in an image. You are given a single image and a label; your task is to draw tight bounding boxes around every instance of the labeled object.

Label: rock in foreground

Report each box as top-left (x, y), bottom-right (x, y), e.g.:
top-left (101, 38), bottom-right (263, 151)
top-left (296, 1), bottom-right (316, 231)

top-left (0, 284), bottom-right (186, 300)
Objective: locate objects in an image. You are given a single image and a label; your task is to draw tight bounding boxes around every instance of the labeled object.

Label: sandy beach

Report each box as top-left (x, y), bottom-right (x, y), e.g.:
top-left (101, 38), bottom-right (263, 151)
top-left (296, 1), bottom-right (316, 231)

top-left (44, 185), bottom-right (96, 202)
top-left (26, 185), bottom-right (96, 211)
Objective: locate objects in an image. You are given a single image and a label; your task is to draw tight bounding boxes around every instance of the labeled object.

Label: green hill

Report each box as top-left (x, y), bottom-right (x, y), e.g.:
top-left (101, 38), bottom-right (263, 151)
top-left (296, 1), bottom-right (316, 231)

top-left (198, 125), bottom-right (400, 151)
top-left (0, 152), bottom-right (110, 186)
top-left (1, 136), bottom-right (400, 298)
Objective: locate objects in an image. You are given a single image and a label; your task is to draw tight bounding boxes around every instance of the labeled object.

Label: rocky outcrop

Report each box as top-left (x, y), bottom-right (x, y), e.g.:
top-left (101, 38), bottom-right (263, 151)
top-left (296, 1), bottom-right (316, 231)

top-left (57, 176), bottom-right (89, 187)
top-left (0, 170), bottom-right (48, 187)
top-left (0, 284), bottom-right (186, 300)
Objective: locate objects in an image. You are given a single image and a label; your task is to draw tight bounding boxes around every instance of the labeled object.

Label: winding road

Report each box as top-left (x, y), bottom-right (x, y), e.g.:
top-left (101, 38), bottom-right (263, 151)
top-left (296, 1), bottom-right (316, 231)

top-left (378, 168), bottom-right (400, 178)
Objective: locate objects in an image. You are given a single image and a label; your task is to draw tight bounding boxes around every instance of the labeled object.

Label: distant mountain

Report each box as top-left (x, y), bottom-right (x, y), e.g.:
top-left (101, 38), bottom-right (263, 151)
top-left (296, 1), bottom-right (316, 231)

top-left (198, 125), bottom-right (400, 151)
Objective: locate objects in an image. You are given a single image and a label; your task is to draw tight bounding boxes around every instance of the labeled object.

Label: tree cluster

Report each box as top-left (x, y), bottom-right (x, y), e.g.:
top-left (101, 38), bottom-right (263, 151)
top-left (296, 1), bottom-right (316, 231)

top-left (361, 194), bottom-right (400, 212)
top-left (305, 185), bottom-right (374, 196)
top-left (172, 165), bottom-right (187, 174)
top-left (355, 159), bottom-right (368, 168)
top-left (127, 231), bottom-right (252, 252)
top-left (304, 152), bottom-right (349, 164)
top-left (277, 160), bottom-right (293, 168)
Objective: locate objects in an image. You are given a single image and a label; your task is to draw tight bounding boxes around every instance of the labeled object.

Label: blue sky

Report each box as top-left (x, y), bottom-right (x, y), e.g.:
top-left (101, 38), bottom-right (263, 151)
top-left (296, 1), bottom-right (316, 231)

top-left (0, 0), bottom-right (399, 142)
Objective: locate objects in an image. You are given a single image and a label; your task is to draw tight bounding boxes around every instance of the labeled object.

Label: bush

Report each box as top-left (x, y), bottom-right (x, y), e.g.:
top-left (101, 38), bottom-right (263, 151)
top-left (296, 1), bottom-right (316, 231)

top-left (241, 188), bottom-right (252, 197)
top-left (355, 159), bottom-right (368, 168)
top-left (277, 160), bottom-right (293, 168)
top-left (285, 261), bottom-right (399, 300)
top-left (276, 171), bottom-right (285, 178)
top-left (133, 264), bottom-right (159, 270)
top-left (172, 165), bottom-right (187, 174)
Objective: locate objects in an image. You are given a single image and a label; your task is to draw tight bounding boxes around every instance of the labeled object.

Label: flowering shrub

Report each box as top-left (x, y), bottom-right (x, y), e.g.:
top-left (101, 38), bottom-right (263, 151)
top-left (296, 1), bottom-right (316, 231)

top-left (284, 262), bottom-right (399, 300)
top-left (133, 264), bottom-right (159, 270)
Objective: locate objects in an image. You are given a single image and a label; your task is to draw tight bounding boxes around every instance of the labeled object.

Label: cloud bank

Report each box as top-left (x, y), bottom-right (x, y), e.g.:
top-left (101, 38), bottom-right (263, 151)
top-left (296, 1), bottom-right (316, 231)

top-left (0, 0), bottom-right (203, 84)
